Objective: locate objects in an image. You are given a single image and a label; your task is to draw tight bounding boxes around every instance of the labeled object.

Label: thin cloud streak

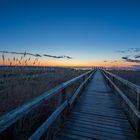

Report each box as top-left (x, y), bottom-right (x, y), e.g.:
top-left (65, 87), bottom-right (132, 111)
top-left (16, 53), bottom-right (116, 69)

top-left (116, 48), bottom-right (140, 53)
top-left (135, 55), bottom-right (140, 59)
top-left (122, 56), bottom-right (140, 63)
top-left (44, 54), bottom-right (72, 59)
top-left (0, 50), bottom-right (72, 59)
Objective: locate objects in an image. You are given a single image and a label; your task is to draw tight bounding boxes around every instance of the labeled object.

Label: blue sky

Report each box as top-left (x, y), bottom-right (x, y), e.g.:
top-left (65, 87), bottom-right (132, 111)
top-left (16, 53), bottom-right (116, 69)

top-left (0, 0), bottom-right (140, 66)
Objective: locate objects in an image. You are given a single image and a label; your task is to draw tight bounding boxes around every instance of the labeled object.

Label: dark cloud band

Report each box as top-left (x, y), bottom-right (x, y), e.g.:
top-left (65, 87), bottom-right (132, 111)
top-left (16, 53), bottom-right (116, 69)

top-left (0, 51), bottom-right (72, 59)
top-left (122, 56), bottom-right (140, 63)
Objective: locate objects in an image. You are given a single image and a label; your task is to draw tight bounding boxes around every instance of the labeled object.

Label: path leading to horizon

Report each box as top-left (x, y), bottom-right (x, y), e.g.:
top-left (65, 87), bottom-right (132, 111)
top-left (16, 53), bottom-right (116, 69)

top-left (54, 70), bottom-right (137, 140)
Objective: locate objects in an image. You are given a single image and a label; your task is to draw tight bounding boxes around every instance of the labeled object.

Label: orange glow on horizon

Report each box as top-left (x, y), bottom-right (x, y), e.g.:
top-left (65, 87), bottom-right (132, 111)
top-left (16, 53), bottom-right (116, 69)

top-left (0, 59), bottom-right (134, 68)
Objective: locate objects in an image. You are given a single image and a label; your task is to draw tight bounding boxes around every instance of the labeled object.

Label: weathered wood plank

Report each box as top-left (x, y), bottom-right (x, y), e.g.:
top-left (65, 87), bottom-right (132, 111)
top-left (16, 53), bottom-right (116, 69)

top-left (56, 132), bottom-right (95, 140)
top-left (64, 125), bottom-right (135, 139)
top-left (65, 120), bottom-right (133, 134)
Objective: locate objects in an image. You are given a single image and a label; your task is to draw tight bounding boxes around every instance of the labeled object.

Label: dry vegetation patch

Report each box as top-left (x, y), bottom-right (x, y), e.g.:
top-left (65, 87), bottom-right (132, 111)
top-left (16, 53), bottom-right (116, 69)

top-left (0, 67), bottom-right (86, 116)
top-left (109, 70), bottom-right (140, 86)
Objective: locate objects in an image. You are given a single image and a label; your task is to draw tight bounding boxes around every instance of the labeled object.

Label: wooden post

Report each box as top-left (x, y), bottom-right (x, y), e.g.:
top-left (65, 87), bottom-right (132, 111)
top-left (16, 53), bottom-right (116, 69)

top-left (136, 91), bottom-right (140, 137)
top-left (61, 88), bottom-right (67, 119)
top-left (137, 90), bottom-right (140, 110)
top-left (83, 76), bottom-right (86, 88)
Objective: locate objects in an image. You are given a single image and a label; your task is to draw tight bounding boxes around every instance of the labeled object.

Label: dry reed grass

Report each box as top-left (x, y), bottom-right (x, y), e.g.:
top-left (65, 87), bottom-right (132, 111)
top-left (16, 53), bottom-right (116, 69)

top-left (0, 67), bottom-right (85, 116)
top-left (109, 70), bottom-right (140, 86)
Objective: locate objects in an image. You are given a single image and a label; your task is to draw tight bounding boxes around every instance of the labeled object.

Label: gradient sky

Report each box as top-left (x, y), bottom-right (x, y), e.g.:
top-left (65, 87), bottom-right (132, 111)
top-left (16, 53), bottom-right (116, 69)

top-left (0, 0), bottom-right (140, 67)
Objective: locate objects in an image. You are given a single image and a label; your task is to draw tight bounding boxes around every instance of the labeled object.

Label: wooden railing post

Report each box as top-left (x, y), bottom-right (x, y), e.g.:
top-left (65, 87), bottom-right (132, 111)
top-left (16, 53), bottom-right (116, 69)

top-left (61, 88), bottom-right (68, 118)
top-left (137, 90), bottom-right (140, 110)
top-left (136, 91), bottom-right (140, 136)
top-left (83, 76), bottom-right (86, 89)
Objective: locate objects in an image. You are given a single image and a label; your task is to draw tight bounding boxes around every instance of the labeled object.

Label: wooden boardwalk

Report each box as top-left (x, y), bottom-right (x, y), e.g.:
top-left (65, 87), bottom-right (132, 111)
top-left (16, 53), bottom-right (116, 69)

top-left (55, 70), bottom-right (137, 140)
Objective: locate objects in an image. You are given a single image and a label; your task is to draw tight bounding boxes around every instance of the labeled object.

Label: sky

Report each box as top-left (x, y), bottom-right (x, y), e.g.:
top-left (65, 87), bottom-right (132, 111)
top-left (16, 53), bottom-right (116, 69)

top-left (0, 0), bottom-right (140, 67)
